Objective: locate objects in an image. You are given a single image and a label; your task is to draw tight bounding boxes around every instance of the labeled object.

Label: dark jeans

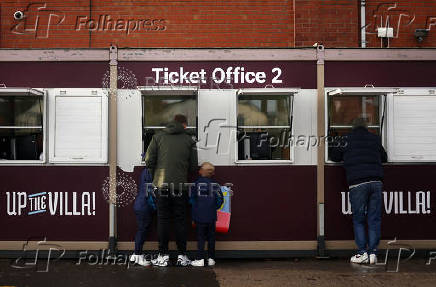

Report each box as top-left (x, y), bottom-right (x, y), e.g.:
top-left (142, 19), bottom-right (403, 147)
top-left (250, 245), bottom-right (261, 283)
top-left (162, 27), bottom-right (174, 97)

top-left (134, 210), bottom-right (153, 254)
top-left (349, 181), bottom-right (383, 255)
top-left (196, 222), bottom-right (216, 260)
top-left (157, 189), bottom-right (188, 254)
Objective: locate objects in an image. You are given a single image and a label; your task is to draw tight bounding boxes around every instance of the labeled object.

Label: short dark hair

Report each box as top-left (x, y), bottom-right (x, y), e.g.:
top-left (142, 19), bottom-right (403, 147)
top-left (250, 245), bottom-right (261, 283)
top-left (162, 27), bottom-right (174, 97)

top-left (174, 114), bottom-right (187, 125)
top-left (352, 117), bottom-right (368, 129)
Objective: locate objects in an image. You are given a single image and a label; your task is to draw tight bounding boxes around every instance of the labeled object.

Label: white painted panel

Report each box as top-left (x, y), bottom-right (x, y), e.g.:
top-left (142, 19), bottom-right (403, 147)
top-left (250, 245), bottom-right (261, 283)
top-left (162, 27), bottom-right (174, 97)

top-left (49, 89), bottom-right (108, 163)
top-left (55, 97), bottom-right (102, 158)
top-left (388, 93), bottom-right (436, 162)
top-left (293, 89), bottom-right (317, 165)
top-left (197, 90), bottom-right (236, 166)
top-left (117, 90), bottom-right (143, 172)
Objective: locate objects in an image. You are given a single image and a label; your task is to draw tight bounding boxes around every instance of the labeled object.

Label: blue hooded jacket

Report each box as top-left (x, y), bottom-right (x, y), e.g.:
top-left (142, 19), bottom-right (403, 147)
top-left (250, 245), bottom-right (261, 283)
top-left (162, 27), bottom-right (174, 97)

top-left (133, 167), bottom-right (157, 213)
top-left (190, 177), bottom-right (224, 224)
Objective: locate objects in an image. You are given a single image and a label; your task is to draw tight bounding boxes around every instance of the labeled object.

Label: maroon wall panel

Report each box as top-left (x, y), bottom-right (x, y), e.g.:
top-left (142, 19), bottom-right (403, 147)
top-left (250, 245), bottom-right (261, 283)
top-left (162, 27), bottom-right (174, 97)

top-left (117, 165), bottom-right (317, 242)
top-left (0, 62), bottom-right (108, 88)
top-left (325, 61), bottom-right (436, 87)
top-left (0, 166), bottom-right (109, 241)
top-left (325, 165), bottom-right (436, 241)
top-left (120, 61), bottom-right (317, 89)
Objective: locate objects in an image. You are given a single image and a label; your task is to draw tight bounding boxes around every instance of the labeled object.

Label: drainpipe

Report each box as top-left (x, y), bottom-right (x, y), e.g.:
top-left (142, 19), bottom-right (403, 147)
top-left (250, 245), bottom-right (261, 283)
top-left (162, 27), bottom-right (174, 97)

top-left (361, 0), bottom-right (366, 48)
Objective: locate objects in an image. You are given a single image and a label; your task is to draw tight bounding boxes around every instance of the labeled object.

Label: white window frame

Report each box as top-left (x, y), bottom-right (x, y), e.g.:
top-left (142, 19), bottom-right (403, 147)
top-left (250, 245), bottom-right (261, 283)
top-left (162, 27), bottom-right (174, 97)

top-left (0, 88), bottom-right (46, 164)
top-left (235, 88), bottom-right (298, 165)
top-left (139, 86), bottom-right (199, 162)
top-left (48, 88), bottom-right (108, 164)
top-left (325, 87), bottom-right (394, 163)
top-left (387, 88), bottom-right (436, 162)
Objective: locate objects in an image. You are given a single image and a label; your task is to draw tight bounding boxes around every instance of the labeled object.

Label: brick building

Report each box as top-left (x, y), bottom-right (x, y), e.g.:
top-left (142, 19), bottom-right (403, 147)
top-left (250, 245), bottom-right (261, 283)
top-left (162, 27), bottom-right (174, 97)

top-left (0, 0), bottom-right (436, 257)
top-left (1, 0), bottom-right (435, 48)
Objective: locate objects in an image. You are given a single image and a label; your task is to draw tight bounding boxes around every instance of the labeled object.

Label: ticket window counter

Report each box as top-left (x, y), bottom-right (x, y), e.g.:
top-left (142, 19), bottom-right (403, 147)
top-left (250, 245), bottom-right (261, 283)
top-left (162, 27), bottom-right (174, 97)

top-left (236, 89), bottom-right (297, 163)
top-left (140, 87), bottom-right (198, 157)
top-left (325, 88), bottom-right (391, 162)
top-left (0, 88), bottom-right (45, 162)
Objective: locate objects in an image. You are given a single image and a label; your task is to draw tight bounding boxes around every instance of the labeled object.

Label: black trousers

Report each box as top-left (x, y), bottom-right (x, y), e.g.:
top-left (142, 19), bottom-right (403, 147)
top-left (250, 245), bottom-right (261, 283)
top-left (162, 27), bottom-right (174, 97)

top-left (196, 222), bottom-right (216, 260)
top-left (156, 189), bottom-right (187, 254)
top-left (134, 210), bottom-right (153, 254)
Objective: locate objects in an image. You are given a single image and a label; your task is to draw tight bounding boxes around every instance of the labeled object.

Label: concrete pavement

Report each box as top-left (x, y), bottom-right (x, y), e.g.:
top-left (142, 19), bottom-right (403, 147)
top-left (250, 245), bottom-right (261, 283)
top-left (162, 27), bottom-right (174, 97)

top-left (1, 257), bottom-right (436, 287)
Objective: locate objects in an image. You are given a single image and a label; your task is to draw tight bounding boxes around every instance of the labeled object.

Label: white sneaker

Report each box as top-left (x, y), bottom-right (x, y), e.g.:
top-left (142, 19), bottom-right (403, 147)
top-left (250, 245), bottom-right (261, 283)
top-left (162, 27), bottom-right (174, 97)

top-left (369, 254), bottom-right (377, 264)
top-left (129, 254), bottom-right (151, 266)
top-left (190, 259), bottom-right (205, 267)
top-left (152, 254), bottom-right (169, 267)
top-left (207, 258), bottom-right (216, 266)
top-left (137, 255), bottom-right (151, 266)
top-left (176, 254), bottom-right (191, 266)
top-left (350, 252), bottom-right (369, 264)
top-left (129, 254), bottom-right (139, 263)
top-left (151, 254), bottom-right (158, 265)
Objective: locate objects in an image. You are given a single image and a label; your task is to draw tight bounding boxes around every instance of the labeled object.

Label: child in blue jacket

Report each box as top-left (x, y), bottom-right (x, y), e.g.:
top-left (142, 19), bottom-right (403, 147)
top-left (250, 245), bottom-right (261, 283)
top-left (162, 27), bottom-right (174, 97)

top-left (190, 162), bottom-right (223, 267)
top-left (130, 167), bottom-right (156, 266)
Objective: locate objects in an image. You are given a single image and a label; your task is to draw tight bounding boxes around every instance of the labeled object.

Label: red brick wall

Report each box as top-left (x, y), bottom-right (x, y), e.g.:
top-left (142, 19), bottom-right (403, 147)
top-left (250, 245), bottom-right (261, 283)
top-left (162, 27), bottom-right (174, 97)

top-left (0, 0), bottom-right (294, 48)
top-left (1, 0), bottom-right (435, 48)
top-left (295, 0), bottom-right (360, 47)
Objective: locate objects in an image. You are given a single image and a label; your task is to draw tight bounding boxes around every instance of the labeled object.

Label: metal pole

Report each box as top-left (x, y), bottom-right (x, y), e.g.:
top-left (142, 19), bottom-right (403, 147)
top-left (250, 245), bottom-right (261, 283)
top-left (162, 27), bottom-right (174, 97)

top-left (316, 45), bottom-right (327, 258)
top-left (108, 45), bottom-right (118, 254)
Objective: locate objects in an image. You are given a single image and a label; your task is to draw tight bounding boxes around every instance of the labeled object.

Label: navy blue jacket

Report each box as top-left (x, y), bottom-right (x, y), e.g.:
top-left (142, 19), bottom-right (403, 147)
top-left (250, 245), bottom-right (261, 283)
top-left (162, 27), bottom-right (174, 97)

top-left (190, 177), bottom-right (224, 224)
top-left (330, 127), bottom-right (387, 186)
top-left (133, 167), bottom-right (156, 213)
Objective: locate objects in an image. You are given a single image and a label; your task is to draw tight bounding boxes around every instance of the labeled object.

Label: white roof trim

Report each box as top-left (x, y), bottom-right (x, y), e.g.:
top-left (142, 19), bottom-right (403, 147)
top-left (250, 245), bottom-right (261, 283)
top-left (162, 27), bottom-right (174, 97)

top-left (237, 88), bottom-right (299, 95)
top-left (326, 87), bottom-right (395, 96)
top-left (0, 87), bottom-right (44, 96)
top-left (138, 86), bottom-right (198, 96)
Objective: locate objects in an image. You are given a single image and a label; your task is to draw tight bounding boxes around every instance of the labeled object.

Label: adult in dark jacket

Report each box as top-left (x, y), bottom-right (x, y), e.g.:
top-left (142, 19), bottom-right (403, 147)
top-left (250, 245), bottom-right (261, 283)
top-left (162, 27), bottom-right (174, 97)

top-left (145, 114), bottom-right (198, 267)
top-left (330, 117), bottom-right (387, 265)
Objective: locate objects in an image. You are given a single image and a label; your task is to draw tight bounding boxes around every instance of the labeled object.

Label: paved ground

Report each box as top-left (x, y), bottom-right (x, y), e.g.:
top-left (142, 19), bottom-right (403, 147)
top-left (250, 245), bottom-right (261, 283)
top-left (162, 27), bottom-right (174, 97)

top-left (1, 257), bottom-right (436, 287)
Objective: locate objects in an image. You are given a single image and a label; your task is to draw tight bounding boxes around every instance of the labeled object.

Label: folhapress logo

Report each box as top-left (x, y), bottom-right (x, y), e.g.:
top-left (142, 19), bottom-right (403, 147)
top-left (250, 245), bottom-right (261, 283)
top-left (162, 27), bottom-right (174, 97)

top-left (11, 3), bottom-right (65, 39)
top-left (75, 15), bottom-right (166, 35)
top-left (11, 3), bottom-right (167, 39)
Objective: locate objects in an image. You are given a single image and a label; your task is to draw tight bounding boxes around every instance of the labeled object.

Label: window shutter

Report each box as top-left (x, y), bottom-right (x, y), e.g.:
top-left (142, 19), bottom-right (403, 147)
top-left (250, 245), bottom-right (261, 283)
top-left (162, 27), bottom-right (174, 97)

top-left (388, 94), bottom-right (436, 162)
top-left (49, 89), bottom-right (108, 163)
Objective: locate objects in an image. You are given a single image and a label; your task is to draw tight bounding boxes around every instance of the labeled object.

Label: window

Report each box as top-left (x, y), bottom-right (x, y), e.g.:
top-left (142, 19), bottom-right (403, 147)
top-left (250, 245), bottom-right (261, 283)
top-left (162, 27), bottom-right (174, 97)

top-left (48, 89), bottom-right (108, 163)
top-left (0, 88), bottom-right (45, 162)
top-left (326, 88), bottom-right (391, 161)
top-left (140, 87), bottom-right (198, 155)
top-left (387, 89), bottom-right (436, 162)
top-left (236, 89), bottom-right (296, 162)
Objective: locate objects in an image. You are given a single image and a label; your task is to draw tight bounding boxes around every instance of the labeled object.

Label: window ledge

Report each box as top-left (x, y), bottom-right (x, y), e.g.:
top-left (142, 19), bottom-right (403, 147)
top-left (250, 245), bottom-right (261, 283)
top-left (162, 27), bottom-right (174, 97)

top-left (235, 160), bottom-right (293, 165)
top-left (0, 160), bottom-right (45, 165)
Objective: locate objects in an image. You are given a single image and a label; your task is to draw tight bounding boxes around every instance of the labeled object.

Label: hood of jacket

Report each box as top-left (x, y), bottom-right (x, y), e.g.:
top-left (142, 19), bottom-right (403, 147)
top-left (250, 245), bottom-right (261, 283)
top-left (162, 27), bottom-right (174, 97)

top-left (163, 121), bottom-right (185, 134)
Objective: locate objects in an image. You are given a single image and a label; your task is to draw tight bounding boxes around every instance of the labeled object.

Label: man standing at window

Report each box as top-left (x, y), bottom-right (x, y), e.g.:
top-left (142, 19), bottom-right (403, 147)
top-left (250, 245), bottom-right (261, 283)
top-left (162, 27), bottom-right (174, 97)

top-left (330, 117), bottom-right (387, 264)
top-left (145, 114), bottom-right (198, 267)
